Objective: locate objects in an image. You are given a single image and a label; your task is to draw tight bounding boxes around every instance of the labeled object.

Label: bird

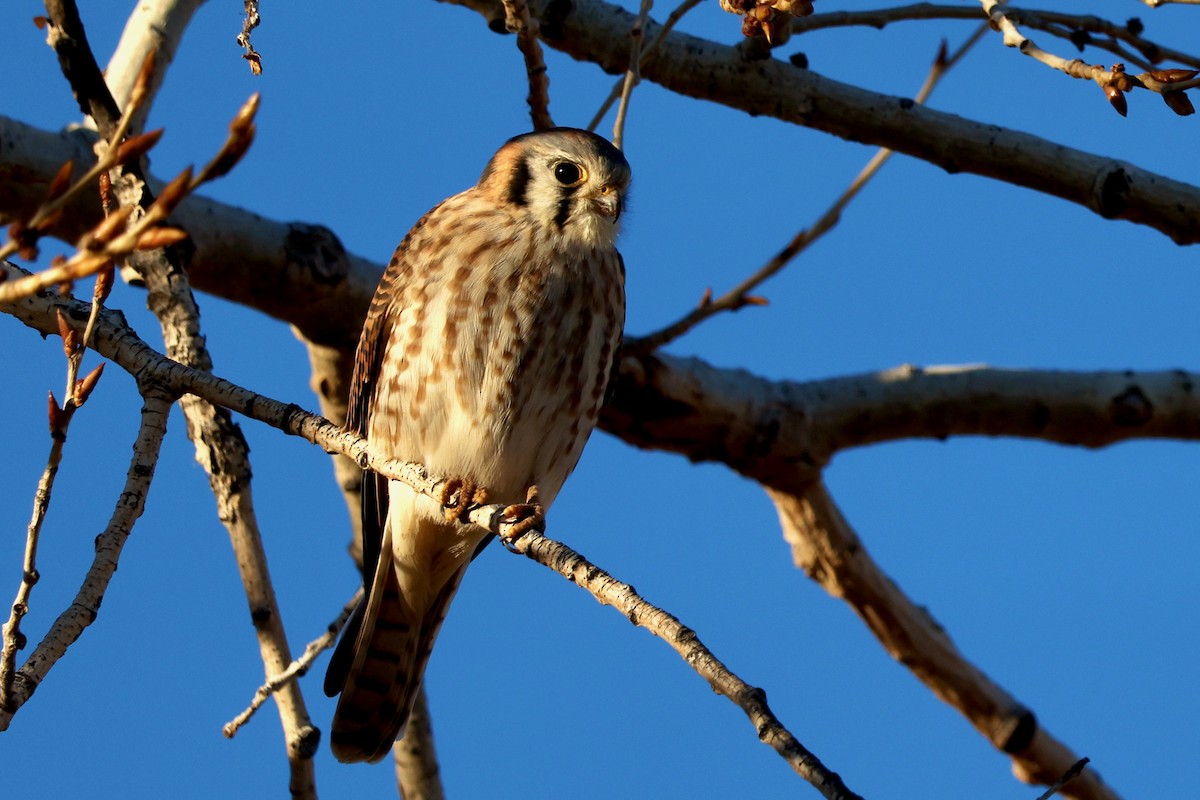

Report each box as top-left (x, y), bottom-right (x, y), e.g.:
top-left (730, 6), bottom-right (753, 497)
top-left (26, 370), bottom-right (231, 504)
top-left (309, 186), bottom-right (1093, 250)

top-left (323, 128), bottom-right (631, 763)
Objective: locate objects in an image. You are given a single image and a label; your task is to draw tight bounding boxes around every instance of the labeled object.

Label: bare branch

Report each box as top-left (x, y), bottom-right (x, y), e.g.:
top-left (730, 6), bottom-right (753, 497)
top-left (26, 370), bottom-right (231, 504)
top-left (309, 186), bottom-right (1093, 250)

top-left (502, 0), bottom-right (554, 130)
top-left (768, 480), bottom-right (1118, 800)
top-left (0, 386), bottom-right (173, 728)
top-left (38, 3), bottom-right (316, 792)
top-left (238, 0), bottom-right (263, 74)
top-left (445, 0), bottom-right (1200, 243)
top-left (225, 589), bottom-right (362, 738)
top-left (0, 396), bottom-right (75, 708)
top-left (393, 688), bottom-right (446, 800)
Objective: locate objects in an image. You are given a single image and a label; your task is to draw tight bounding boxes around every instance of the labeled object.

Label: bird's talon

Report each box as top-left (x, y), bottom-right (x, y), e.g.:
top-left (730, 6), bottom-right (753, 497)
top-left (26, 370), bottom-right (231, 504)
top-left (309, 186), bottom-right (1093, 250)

top-left (439, 478), bottom-right (487, 523)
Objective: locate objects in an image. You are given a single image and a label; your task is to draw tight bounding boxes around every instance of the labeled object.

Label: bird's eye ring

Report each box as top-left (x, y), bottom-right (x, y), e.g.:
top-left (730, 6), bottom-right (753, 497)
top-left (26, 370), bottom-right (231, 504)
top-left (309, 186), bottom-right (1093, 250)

top-left (553, 161), bottom-right (585, 187)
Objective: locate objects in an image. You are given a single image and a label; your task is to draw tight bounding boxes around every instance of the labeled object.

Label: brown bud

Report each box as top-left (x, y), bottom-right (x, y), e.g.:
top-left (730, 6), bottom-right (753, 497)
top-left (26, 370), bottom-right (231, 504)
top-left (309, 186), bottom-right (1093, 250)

top-left (743, 295), bottom-right (769, 307)
top-left (763, 10), bottom-right (792, 46)
top-left (32, 15), bottom-right (48, 29)
top-left (74, 363), bottom-right (105, 406)
top-left (1148, 68), bottom-right (1198, 85)
top-left (94, 262), bottom-right (115, 303)
top-left (98, 171), bottom-right (113, 215)
top-left (698, 287), bottom-right (713, 308)
top-left (1108, 64), bottom-right (1135, 93)
top-left (89, 206), bottom-right (136, 246)
top-left (1104, 84), bottom-right (1128, 116)
top-left (741, 13), bottom-right (763, 38)
top-left (230, 93), bottom-right (261, 137)
top-left (201, 126), bottom-right (255, 183)
top-left (128, 50), bottom-right (158, 113)
top-left (55, 309), bottom-right (80, 357)
top-left (47, 391), bottom-right (66, 434)
top-left (153, 166), bottom-right (195, 216)
top-left (46, 160), bottom-right (75, 203)
top-left (1162, 90), bottom-right (1195, 116)
top-left (134, 226), bottom-right (189, 251)
top-left (115, 129), bottom-right (164, 167)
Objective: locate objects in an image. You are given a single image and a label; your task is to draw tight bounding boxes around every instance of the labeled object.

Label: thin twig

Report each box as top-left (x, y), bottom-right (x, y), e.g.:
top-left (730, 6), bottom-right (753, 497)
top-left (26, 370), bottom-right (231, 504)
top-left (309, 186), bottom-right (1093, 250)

top-left (237, 0), bottom-right (263, 74)
top-left (612, 0), bottom-right (654, 150)
top-left (502, 0), bottom-right (554, 130)
top-left (588, 0), bottom-right (702, 132)
top-left (224, 588), bottom-right (363, 738)
top-left (625, 24), bottom-right (988, 356)
top-left (0, 400), bottom-right (74, 708)
top-left (0, 387), bottom-right (173, 728)
top-left (1035, 758), bottom-right (1091, 800)
top-left (981, 1), bottom-right (1200, 95)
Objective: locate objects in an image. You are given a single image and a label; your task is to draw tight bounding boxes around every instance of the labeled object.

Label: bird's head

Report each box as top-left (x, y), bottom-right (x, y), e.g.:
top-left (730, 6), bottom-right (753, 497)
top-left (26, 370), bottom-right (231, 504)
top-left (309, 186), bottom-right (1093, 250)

top-left (479, 128), bottom-right (632, 251)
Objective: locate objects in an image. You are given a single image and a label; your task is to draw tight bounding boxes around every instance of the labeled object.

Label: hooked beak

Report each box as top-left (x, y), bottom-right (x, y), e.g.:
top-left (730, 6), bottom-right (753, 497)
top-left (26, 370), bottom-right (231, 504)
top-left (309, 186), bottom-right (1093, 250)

top-left (595, 185), bottom-right (622, 222)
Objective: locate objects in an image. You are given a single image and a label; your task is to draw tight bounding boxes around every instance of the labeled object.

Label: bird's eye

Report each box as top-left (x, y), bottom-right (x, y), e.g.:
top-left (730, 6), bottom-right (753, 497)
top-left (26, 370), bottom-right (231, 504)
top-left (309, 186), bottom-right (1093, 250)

top-left (553, 161), bottom-right (585, 186)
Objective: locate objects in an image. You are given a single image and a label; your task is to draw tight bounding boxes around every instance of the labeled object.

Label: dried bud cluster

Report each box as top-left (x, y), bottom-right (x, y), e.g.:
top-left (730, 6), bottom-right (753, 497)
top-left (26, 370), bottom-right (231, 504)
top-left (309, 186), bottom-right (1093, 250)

top-left (727, 0), bottom-right (813, 47)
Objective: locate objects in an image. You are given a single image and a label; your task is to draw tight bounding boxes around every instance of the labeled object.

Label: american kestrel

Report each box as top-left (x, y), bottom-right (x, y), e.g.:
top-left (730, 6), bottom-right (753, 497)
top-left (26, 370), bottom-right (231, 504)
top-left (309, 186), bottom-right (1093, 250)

top-left (324, 128), bottom-right (631, 763)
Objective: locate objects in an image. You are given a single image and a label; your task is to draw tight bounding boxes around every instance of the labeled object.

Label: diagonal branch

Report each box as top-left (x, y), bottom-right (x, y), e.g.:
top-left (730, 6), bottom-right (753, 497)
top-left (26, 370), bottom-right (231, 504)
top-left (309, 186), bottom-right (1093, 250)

top-left (767, 479), bottom-right (1117, 800)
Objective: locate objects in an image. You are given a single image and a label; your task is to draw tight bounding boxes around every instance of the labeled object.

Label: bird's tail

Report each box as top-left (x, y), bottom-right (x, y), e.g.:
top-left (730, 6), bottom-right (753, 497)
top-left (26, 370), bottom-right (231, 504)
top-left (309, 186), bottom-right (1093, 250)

top-left (325, 519), bottom-right (469, 763)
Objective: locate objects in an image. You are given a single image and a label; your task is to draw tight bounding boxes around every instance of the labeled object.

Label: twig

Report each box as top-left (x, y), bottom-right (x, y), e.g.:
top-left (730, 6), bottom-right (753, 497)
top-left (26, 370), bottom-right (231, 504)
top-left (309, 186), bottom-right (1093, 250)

top-left (0, 398), bottom-right (74, 708)
top-left (1035, 758), bottom-right (1091, 800)
top-left (625, 24), bottom-right (987, 356)
top-left (224, 588), bottom-right (363, 738)
top-left (587, 0), bottom-right (702, 132)
top-left (0, 387), bottom-right (173, 727)
top-left (981, 1), bottom-right (1200, 103)
top-left (611, 0), bottom-right (654, 150)
top-left (502, 0), bottom-right (554, 130)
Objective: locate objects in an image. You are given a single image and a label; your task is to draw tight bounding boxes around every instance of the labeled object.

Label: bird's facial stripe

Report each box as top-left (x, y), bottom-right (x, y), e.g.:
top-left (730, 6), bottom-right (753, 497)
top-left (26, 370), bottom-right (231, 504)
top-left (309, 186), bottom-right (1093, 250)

top-left (553, 194), bottom-right (574, 230)
top-left (507, 156), bottom-right (531, 207)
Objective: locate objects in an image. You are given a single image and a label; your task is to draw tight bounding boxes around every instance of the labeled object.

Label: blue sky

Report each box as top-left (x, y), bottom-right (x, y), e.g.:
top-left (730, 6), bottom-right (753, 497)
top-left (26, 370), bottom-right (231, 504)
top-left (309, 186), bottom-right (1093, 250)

top-left (3, 2), bottom-right (1199, 798)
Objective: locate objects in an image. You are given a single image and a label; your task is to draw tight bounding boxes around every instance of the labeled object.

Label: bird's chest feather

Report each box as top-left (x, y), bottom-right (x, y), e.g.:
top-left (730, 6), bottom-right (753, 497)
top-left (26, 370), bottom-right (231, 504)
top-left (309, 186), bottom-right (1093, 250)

top-left (370, 221), bottom-right (623, 505)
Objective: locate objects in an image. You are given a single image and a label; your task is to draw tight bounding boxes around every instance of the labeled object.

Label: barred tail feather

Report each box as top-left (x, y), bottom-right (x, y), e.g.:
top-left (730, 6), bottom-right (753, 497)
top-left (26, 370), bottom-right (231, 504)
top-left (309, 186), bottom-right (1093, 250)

top-left (327, 524), bottom-right (472, 763)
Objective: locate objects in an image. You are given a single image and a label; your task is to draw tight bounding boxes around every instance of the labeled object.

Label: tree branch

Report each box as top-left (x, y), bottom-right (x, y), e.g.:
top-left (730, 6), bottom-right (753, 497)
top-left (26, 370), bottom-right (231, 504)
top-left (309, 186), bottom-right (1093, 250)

top-left (442, 0), bottom-right (1200, 243)
top-left (767, 479), bottom-right (1117, 800)
top-left (0, 386), bottom-right (173, 728)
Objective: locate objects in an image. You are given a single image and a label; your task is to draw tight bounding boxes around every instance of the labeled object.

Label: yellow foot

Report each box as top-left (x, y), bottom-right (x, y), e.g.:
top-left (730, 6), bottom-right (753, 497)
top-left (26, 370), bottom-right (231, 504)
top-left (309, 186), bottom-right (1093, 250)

top-left (499, 485), bottom-right (545, 548)
top-left (438, 478), bottom-right (489, 523)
